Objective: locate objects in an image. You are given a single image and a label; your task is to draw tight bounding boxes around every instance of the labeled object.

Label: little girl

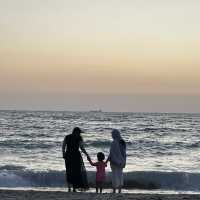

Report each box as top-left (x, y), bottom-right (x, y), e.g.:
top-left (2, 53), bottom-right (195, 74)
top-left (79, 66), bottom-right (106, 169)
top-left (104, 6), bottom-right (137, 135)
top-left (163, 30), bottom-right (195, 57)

top-left (87, 152), bottom-right (107, 193)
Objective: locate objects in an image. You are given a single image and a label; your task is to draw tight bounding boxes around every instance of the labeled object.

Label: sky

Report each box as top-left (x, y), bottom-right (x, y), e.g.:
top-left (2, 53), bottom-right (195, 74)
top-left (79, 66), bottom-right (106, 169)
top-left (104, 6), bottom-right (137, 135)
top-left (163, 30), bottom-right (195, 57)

top-left (0, 0), bottom-right (200, 112)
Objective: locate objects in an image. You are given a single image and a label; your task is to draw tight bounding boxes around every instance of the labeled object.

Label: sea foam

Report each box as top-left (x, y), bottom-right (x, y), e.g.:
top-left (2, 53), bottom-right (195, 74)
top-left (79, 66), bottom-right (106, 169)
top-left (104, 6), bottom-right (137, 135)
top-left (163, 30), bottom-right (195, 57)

top-left (0, 166), bottom-right (200, 191)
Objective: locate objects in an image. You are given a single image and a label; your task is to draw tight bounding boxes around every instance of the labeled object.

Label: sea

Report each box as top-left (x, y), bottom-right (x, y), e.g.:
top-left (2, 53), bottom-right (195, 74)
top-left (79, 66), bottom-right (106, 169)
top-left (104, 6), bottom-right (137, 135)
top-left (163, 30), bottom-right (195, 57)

top-left (0, 110), bottom-right (200, 193)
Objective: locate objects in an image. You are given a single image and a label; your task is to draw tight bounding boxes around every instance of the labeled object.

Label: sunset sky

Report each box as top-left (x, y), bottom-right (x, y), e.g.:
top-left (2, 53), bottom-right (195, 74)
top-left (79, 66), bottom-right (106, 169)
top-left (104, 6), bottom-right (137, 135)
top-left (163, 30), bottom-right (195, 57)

top-left (0, 0), bottom-right (200, 112)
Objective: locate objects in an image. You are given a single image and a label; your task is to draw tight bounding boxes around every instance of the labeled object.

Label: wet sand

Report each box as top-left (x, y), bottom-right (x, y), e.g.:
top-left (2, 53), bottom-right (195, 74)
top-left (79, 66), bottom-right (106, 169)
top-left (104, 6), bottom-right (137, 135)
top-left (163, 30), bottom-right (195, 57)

top-left (0, 189), bottom-right (200, 200)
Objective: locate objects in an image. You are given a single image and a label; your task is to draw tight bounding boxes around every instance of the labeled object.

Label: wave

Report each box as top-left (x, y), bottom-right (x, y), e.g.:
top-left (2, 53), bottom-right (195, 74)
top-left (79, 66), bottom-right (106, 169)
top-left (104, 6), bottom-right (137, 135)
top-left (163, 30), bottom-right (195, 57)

top-left (0, 140), bottom-right (61, 150)
top-left (141, 127), bottom-right (188, 133)
top-left (1, 165), bottom-right (200, 191)
top-left (86, 141), bottom-right (111, 147)
top-left (187, 141), bottom-right (200, 148)
top-left (86, 140), bottom-right (132, 148)
top-left (0, 165), bottom-right (26, 170)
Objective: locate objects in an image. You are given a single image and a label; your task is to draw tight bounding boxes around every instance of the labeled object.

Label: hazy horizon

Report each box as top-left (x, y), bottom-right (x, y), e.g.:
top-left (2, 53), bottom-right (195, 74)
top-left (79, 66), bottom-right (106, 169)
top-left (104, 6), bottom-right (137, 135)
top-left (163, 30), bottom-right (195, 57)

top-left (1, 0), bottom-right (200, 112)
top-left (1, 93), bottom-right (200, 113)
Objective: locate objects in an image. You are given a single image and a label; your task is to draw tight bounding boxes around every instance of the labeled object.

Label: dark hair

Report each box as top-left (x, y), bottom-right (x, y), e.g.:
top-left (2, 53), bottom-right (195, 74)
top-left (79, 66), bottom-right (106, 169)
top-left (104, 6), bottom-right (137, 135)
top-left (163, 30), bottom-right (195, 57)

top-left (72, 127), bottom-right (83, 134)
top-left (97, 152), bottom-right (105, 161)
top-left (72, 127), bottom-right (83, 142)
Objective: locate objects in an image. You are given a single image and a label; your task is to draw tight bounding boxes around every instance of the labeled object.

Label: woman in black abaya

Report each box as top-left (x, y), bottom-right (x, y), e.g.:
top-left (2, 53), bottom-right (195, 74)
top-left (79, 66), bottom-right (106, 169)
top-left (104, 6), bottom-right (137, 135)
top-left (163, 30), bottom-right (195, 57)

top-left (62, 127), bottom-right (89, 192)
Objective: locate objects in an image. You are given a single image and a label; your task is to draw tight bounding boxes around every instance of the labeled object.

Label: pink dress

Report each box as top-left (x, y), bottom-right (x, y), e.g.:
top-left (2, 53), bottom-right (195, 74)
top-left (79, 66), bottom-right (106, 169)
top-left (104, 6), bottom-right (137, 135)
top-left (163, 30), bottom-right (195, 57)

top-left (90, 161), bottom-right (107, 182)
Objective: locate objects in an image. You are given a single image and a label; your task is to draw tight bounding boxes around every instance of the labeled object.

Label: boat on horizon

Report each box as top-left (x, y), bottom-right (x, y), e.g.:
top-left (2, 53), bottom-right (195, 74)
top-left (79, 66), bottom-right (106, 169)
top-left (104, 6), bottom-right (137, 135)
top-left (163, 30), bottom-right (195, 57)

top-left (89, 109), bottom-right (102, 113)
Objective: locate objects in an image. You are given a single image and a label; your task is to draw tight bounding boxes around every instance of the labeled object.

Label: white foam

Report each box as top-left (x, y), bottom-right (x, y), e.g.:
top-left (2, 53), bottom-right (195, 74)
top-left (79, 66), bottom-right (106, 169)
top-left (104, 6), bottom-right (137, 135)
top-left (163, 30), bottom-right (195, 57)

top-left (1, 168), bottom-right (200, 191)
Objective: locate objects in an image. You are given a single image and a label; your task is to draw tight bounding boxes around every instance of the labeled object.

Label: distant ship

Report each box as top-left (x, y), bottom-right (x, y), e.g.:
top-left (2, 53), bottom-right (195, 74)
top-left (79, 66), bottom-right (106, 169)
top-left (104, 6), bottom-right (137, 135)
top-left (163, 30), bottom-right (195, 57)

top-left (89, 109), bottom-right (102, 113)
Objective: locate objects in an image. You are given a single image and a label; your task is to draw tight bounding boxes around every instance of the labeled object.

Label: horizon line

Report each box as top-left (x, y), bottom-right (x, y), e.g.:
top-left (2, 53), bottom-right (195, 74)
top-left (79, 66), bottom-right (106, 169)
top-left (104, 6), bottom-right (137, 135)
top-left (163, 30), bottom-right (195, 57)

top-left (0, 109), bottom-right (200, 115)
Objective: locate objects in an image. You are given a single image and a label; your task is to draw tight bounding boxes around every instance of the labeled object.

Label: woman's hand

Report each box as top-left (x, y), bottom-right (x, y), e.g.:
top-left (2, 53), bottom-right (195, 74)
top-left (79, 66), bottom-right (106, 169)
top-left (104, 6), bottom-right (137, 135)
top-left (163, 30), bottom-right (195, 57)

top-left (87, 155), bottom-right (91, 161)
top-left (80, 141), bottom-right (89, 157)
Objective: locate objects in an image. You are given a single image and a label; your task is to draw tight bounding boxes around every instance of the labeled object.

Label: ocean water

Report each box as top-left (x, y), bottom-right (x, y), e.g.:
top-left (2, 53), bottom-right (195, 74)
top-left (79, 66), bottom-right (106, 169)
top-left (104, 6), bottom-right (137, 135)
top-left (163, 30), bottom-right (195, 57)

top-left (0, 110), bottom-right (200, 191)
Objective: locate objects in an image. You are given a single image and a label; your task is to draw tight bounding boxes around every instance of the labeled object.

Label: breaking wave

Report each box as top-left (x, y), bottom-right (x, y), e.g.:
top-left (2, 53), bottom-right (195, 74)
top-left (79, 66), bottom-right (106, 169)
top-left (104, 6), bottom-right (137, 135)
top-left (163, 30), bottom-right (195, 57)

top-left (0, 165), bottom-right (200, 191)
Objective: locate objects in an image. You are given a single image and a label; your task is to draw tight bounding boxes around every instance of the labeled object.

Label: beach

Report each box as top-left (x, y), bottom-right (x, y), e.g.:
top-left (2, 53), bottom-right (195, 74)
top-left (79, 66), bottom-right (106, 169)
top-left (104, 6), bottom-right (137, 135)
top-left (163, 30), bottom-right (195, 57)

top-left (0, 189), bottom-right (200, 200)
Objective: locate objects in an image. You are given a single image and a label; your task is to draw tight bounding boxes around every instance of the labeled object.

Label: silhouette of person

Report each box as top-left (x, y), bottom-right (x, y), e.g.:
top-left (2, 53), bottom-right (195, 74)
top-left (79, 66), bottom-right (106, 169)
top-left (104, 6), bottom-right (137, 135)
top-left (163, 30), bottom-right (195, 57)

top-left (106, 129), bottom-right (126, 193)
top-left (62, 127), bottom-right (89, 192)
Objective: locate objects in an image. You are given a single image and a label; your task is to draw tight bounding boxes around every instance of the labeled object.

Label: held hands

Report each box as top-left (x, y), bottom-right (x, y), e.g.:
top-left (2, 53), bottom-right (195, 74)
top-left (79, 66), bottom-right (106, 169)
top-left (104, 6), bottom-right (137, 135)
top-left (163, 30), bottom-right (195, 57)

top-left (87, 155), bottom-right (93, 166)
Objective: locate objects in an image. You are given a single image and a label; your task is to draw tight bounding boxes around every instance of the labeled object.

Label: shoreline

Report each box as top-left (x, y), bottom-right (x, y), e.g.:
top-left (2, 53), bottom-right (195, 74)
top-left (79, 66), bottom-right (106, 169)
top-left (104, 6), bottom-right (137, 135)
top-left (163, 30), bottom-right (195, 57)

top-left (0, 189), bottom-right (200, 200)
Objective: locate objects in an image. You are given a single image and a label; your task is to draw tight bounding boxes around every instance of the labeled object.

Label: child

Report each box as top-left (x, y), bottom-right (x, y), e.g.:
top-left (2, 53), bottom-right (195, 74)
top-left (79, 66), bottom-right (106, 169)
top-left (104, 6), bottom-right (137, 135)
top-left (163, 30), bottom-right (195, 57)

top-left (87, 152), bottom-right (107, 193)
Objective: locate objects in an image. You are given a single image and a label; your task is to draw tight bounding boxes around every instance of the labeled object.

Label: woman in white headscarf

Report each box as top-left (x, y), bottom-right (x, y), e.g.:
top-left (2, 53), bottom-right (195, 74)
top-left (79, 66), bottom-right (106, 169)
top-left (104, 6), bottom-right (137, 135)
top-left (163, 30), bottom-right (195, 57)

top-left (107, 129), bottom-right (126, 193)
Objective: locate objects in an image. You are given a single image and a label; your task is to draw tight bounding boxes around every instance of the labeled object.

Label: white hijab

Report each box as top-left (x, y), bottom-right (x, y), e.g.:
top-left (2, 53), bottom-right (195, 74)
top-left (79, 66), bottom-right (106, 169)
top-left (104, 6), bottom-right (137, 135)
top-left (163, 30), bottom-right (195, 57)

top-left (109, 129), bottom-right (126, 168)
